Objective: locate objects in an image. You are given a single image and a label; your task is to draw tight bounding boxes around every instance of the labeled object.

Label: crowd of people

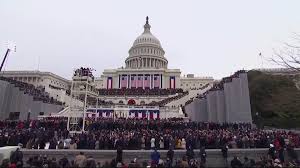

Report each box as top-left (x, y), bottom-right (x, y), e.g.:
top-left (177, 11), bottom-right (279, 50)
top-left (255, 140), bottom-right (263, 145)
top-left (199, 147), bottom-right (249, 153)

top-left (0, 76), bottom-right (63, 106)
top-left (0, 118), bottom-right (299, 167)
top-left (184, 70), bottom-right (247, 106)
top-left (0, 118), bottom-right (299, 151)
top-left (1, 143), bottom-right (299, 168)
top-left (98, 88), bottom-right (184, 96)
top-left (147, 92), bottom-right (188, 107)
top-left (148, 84), bottom-right (211, 107)
top-left (73, 67), bottom-right (94, 79)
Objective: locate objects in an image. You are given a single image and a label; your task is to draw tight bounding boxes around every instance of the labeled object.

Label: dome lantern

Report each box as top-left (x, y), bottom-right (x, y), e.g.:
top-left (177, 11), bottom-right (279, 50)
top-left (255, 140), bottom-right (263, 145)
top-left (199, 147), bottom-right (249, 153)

top-left (143, 16), bottom-right (151, 34)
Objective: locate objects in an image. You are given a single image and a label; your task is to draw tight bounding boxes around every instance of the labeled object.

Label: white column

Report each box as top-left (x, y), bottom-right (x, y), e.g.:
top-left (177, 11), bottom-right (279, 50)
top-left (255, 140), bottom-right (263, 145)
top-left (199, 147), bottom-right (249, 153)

top-left (146, 58), bottom-right (148, 68)
top-left (127, 74), bottom-right (129, 88)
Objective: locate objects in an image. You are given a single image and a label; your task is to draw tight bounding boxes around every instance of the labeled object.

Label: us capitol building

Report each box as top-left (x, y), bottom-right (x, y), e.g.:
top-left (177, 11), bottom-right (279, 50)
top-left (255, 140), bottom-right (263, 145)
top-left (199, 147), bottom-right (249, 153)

top-left (95, 17), bottom-right (213, 91)
top-left (2, 17), bottom-right (213, 104)
top-left (0, 17), bottom-right (253, 123)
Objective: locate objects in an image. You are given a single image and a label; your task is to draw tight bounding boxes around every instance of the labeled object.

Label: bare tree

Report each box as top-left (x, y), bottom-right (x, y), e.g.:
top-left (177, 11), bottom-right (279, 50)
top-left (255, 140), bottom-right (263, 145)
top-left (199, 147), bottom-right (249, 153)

top-left (271, 33), bottom-right (300, 71)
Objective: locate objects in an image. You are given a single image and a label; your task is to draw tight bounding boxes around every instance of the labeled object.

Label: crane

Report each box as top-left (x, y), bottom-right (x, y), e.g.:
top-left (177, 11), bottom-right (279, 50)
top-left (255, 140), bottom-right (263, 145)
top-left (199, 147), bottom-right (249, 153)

top-left (0, 48), bottom-right (11, 72)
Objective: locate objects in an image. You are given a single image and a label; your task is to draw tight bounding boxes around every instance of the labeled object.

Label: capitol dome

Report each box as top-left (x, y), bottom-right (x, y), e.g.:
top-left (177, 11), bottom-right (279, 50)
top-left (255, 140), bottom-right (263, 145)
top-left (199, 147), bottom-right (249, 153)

top-left (125, 17), bottom-right (168, 69)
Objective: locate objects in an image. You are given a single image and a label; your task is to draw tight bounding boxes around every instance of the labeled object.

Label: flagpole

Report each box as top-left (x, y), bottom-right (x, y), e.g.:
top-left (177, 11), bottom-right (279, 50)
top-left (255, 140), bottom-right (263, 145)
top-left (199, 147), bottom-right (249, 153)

top-left (259, 52), bottom-right (264, 69)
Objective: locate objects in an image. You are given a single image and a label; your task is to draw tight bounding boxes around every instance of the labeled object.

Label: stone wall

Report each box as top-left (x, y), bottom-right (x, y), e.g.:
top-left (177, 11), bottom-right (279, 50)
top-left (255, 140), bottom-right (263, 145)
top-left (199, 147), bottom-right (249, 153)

top-left (185, 72), bottom-right (252, 123)
top-left (21, 148), bottom-right (300, 167)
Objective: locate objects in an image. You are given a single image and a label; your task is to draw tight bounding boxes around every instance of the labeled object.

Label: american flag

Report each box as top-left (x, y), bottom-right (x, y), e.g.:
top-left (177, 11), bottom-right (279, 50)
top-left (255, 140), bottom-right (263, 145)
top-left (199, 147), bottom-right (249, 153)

top-left (107, 77), bottom-right (113, 89)
top-left (121, 75), bottom-right (127, 88)
top-left (144, 75), bottom-right (150, 88)
top-left (129, 111), bottom-right (135, 118)
top-left (154, 75), bottom-right (160, 88)
top-left (131, 75), bottom-right (136, 88)
top-left (170, 76), bottom-right (175, 89)
top-left (137, 75), bottom-right (143, 88)
top-left (149, 110), bottom-right (160, 119)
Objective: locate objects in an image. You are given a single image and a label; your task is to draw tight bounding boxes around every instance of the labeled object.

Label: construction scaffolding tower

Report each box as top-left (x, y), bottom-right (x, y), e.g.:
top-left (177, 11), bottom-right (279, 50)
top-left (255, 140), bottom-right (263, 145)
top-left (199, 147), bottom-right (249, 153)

top-left (67, 68), bottom-right (98, 133)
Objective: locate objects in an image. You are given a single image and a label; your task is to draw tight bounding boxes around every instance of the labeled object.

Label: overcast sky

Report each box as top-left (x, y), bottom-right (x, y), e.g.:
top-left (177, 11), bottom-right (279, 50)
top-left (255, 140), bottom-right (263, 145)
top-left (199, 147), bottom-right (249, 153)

top-left (0, 0), bottom-right (299, 79)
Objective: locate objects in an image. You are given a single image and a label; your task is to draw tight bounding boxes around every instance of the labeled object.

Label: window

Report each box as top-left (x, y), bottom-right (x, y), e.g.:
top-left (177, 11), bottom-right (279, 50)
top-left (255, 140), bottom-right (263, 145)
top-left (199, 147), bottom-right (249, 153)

top-left (39, 112), bottom-right (44, 116)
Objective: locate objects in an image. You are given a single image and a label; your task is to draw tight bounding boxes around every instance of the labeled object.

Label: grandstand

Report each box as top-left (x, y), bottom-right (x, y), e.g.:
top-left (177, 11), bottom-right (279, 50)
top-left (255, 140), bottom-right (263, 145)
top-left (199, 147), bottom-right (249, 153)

top-left (0, 77), bottom-right (64, 120)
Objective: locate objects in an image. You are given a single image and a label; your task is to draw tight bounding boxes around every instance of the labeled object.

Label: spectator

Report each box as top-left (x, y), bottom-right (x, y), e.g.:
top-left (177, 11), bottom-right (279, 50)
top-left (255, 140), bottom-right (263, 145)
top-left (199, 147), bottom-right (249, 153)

top-left (231, 156), bottom-right (242, 168)
top-left (69, 140), bottom-right (77, 149)
top-left (151, 149), bottom-right (160, 166)
top-left (181, 138), bottom-right (186, 149)
top-left (10, 148), bottom-right (23, 167)
top-left (186, 146), bottom-right (195, 163)
top-left (243, 157), bottom-right (251, 168)
top-left (159, 137), bottom-right (164, 149)
top-left (181, 156), bottom-right (189, 168)
top-left (86, 156), bottom-right (96, 168)
top-left (151, 137), bottom-right (156, 149)
top-left (268, 144), bottom-right (276, 160)
top-left (74, 152), bottom-right (87, 168)
top-left (167, 148), bottom-right (174, 165)
top-left (116, 147), bottom-right (123, 163)
top-left (59, 154), bottom-right (70, 168)
top-left (221, 144), bottom-right (228, 163)
top-left (199, 146), bottom-right (206, 165)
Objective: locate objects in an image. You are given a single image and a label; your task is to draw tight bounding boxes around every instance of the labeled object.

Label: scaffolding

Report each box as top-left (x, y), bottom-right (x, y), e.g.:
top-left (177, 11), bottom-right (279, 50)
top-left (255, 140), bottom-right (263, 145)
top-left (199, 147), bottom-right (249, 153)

top-left (67, 68), bottom-right (98, 133)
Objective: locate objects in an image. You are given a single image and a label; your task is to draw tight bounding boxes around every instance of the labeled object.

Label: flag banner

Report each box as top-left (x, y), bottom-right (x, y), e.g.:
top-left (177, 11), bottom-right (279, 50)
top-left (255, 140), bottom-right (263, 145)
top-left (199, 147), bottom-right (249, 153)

top-left (138, 110), bottom-right (143, 118)
top-left (149, 111), bottom-right (154, 119)
top-left (97, 110), bottom-right (103, 117)
top-left (121, 75), bottom-right (128, 88)
top-left (129, 111), bottom-right (135, 118)
top-left (142, 111), bottom-right (147, 118)
top-left (154, 75), bottom-right (160, 88)
top-left (96, 110), bottom-right (114, 118)
top-left (137, 75), bottom-right (143, 88)
top-left (86, 113), bottom-right (93, 118)
top-left (153, 110), bottom-right (159, 119)
top-left (144, 75), bottom-right (150, 88)
top-left (107, 77), bottom-right (113, 89)
top-left (106, 111), bottom-right (110, 117)
top-left (131, 75), bottom-right (136, 88)
top-left (170, 76), bottom-right (176, 89)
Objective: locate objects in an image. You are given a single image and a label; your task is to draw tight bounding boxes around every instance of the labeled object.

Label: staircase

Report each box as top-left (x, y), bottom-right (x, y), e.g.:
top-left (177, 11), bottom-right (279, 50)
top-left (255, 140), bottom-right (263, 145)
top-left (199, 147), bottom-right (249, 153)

top-left (165, 84), bottom-right (213, 107)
